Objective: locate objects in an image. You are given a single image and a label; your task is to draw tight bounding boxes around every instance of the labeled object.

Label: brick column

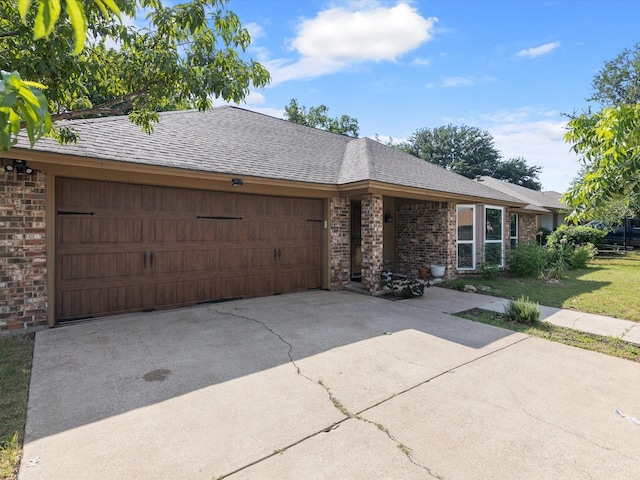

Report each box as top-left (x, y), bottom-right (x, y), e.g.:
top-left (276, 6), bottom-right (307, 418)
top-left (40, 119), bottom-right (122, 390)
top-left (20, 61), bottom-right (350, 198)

top-left (361, 193), bottom-right (383, 292)
top-left (329, 196), bottom-right (350, 288)
top-left (444, 202), bottom-right (456, 278)
top-left (0, 170), bottom-right (48, 330)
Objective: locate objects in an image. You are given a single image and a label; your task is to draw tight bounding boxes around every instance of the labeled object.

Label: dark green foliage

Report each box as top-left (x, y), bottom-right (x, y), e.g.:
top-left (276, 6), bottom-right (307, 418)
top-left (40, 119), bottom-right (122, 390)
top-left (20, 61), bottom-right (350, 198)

top-left (478, 262), bottom-right (500, 280)
top-left (398, 124), bottom-right (542, 188)
top-left (508, 242), bottom-right (548, 277)
top-left (284, 99), bottom-right (359, 137)
top-left (547, 225), bottom-right (606, 248)
top-left (493, 157), bottom-right (542, 191)
top-left (535, 227), bottom-right (551, 245)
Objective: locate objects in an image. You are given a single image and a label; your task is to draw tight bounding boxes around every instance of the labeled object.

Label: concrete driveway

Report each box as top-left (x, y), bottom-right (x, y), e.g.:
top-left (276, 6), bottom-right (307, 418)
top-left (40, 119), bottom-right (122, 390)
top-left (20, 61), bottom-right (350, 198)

top-left (20, 289), bottom-right (640, 479)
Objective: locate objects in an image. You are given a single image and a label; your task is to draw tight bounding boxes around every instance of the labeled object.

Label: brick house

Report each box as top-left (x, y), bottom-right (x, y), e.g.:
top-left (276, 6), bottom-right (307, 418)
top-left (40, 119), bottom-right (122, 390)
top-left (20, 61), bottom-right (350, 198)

top-left (475, 176), bottom-right (567, 233)
top-left (1, 107), bottom-right (545, 329)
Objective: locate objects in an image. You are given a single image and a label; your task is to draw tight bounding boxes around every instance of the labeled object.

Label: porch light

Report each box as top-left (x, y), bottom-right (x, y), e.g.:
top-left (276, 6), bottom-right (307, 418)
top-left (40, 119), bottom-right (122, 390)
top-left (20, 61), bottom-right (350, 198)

top-left (4, 160), bottom-right (34, 174)
top-left (384, 210), bottom-right (393, 223)
top-left (231, 178), bottom-right (243, 187)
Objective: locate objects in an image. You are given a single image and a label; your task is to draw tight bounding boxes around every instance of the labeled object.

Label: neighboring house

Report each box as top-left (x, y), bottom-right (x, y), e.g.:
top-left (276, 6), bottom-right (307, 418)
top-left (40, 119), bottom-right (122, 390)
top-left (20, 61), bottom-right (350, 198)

top-left (475, 176), bottom-right (568, 236)
top-left (2, 107), bottom-right (541, 329)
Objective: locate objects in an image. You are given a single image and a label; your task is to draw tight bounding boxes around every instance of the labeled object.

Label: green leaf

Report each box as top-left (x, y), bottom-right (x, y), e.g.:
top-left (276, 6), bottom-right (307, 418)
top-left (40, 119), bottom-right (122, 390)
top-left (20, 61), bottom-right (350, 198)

top-left (18, 0), bottom-right (32, 24)
top-left (64, 0), bottom-right (87, 55)
top-left (34, 0), bottom-right (62, 40)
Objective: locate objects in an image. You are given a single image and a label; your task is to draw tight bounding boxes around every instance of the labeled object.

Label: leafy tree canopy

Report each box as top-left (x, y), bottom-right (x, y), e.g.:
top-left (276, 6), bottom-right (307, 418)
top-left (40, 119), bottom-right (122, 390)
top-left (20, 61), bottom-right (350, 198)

top-left (1, 0), bottom-right (270, 153)
top-left (493, 157), bottom-right (542, 190)
top-left (284, 99), bottom-right (359, 137)
top-left (588, 43), bottom-right (640, 107)
top-left (564, 43), bottom-right (640, 222)
top-left (400, 124), bottom-right (542, 189)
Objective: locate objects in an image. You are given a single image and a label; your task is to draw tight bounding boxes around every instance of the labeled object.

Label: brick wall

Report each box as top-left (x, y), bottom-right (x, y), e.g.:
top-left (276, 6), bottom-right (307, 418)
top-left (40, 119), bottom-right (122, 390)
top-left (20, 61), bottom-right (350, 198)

top-left (0, 171), bottom-right (48, 330)
top-left (329, 196), bottom-right (350, 288)
top-left (519, 213), bottom-right (538, 243)
top-left (396, 201), bottom-right (455, 279)
top-left (361, 193), bottom-right (383, 292)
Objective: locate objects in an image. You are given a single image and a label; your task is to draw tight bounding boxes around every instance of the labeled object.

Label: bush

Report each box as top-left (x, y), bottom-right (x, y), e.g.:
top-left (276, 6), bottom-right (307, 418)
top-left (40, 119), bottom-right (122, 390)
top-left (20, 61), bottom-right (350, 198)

top-left (570, 243), bottom-right (598, 268)
top-left (535, 227), bottom-right (551, 245)
top-left (508, 242), bottom-right (548, 278)
top-left (478, 262), bottom-right (500, 280)
top-left (547, 225), bottom-right (606, 249)
top-left (504, 296), bottom-right (540, 324)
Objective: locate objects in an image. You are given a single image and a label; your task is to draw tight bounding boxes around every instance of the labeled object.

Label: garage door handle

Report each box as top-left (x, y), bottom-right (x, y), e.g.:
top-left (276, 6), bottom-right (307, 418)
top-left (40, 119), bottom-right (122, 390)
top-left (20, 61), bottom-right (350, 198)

top-left (273, 248), bottom-right (277, 260)
top-left (143, 252), bottom-right (147, 268)
top-left (150, 252), bottom-right (154, 268)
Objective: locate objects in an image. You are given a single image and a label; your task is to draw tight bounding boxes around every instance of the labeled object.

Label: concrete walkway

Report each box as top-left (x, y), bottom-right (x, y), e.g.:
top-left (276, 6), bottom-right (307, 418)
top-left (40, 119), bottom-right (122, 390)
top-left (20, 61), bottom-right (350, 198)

top-left (424, 287), bottom-right (640, 345)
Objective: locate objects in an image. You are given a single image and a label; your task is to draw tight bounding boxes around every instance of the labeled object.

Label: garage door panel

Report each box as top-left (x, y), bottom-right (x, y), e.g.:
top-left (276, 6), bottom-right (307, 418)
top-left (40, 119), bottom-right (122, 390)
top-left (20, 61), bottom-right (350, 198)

top-left (59, 178), bottom-right (143, 210)
top-left (60, 285), bottom-right (144, 318)
top-left (60, 252), bottom-right (143, 280)
top-left (60, 217), bottom-right (143, 244)
top-left (56, 178), bottom-right (322, 320)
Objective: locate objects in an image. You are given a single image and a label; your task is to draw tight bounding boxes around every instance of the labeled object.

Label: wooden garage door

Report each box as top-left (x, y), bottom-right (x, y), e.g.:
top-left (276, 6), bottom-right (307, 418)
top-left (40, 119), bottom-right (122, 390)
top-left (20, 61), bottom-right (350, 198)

top-left (55, 178), bottom-right (323, 320)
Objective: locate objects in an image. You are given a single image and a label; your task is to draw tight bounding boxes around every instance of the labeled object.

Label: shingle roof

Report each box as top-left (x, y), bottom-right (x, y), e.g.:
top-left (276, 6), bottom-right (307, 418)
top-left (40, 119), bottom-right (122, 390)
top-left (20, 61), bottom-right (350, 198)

top-left (18, 106), bottom-right (523, 204)
top-left (476, 176), bottom-right (566, 211)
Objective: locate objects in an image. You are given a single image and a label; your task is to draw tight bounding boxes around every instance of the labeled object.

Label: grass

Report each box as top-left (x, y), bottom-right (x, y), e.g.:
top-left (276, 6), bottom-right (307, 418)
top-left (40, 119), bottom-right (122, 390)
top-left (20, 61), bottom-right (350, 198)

top-left (443, 251), bottom-right (640, 321)
top-left (458, 308), bottom-right (640, 362)
top-left (0, 334), bottom-right (35, 480)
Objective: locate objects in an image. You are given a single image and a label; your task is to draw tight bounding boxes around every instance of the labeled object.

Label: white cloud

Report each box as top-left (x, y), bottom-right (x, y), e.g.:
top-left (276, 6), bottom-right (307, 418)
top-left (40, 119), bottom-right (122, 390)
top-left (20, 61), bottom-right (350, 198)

top-left (245, 22), bottom-right (266, 40)
top-left (517, 42), bottom-right (561, 58)
top-left (478, 108), bottom-right (579, 192)
top-left (441, 76), bottom-right (476, 87)
top-left (412, 57), bottom-right (432, 66)
top-left (426, 75), bottom-right (495, 88)
top-left (266, 2), bottom-right (437, 84)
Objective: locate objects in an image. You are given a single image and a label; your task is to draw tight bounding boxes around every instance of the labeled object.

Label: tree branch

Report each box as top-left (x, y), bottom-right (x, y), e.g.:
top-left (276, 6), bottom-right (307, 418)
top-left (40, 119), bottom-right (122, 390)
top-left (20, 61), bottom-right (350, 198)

top-left (0, 31), bottom-right (20, 38)
top-left (49, 90), bottom-right (148, 122)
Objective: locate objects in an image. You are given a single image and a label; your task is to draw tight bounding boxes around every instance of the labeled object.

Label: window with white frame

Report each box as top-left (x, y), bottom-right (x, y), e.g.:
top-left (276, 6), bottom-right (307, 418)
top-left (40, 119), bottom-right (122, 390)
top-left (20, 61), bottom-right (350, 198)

top-left (457, 205), bottom-right (475, 270)
top-left (510, 213), bottom-right (518, 249)
top-left (485, 206), bottom-right (504, 267)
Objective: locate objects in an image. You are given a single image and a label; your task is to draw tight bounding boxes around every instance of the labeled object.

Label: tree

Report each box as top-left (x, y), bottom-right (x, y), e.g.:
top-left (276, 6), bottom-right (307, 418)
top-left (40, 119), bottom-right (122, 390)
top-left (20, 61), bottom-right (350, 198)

top-left (564, 44), bottom-right (640, 222)
top-left (284, 99), bottom-right (359, 137)
top-left (588, 42), bottom-right (640, 107)
top-left (1, 0), bottom-right (270, 154)
top-left (403, 125), bottom-right (500, 178)
top-left (401, 124), bottom-right (543, 186)
top-left (493, 157), bottom-right (542, 190)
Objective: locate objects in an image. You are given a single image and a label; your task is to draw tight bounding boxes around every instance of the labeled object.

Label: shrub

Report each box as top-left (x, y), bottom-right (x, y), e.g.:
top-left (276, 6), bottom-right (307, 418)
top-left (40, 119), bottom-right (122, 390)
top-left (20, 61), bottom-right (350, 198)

top-left (547, 225), bottom-right (606, 249)
top-left (570, 243), bottom-right (598, 268)
top-left (536, 227), bottom-right (551, 245)
top-left (508, 242), bottom-right (548, 278)
top-left (504, 296), bottom-right (540, 324)
top-left (478, 262), bottom-right (500, 280)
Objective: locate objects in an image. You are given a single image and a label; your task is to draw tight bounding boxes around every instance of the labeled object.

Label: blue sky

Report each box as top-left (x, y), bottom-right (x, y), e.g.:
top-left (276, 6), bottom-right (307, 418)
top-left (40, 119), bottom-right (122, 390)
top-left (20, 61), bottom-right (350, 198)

top-left (213, 0), bottom-right (639, 193)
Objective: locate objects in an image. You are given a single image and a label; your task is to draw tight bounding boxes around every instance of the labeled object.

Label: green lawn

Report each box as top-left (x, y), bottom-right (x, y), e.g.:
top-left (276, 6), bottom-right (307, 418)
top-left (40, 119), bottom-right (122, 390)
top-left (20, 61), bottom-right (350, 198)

top-left (458, 308), bottom-right (640, 362)
top-left (443, 252), bottom-right (640, 322)
top-left (0, 334), bottom-right (35, 480)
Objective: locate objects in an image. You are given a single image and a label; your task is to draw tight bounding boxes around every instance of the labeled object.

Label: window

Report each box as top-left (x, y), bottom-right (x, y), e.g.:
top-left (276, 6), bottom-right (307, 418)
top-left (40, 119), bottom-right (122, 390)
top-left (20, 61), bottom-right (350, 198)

top-left (510, 213), bottom-right (518, 249)
top-left (457, 205), bottom-right (475, 270)
top-left (485, 206), bottom-right (504, 267)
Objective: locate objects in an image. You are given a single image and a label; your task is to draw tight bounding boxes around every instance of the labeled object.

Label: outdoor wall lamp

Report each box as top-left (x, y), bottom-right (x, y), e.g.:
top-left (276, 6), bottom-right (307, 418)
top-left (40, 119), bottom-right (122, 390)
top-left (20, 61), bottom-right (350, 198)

top-left (231, 178), bottom-right (244, 187)
top-left (384, 210), bottom-right (393, 223)
top-left (4, 160), bottom-right (34, 174)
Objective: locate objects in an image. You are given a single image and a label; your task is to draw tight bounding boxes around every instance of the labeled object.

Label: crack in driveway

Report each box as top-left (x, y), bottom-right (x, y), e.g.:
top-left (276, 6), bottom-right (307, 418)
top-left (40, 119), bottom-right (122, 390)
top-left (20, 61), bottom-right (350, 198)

top-left (210, 307), bottom-right (440, 477)
top-left (209, 306), bottom-right (530, 479)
